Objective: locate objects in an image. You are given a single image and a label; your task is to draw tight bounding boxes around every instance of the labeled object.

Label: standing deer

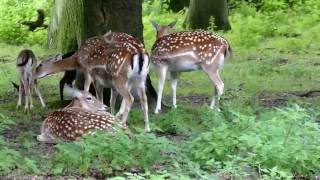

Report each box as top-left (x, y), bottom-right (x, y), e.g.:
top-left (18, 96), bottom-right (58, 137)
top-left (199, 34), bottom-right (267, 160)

top-left (35, 32), bottom-right (150, 132)
top-left (150, 21), bottom-right (232, 113)
top-left (16, 49), bottom-right (45, 112)
top-left (37, 87), bottom-right (120, 143)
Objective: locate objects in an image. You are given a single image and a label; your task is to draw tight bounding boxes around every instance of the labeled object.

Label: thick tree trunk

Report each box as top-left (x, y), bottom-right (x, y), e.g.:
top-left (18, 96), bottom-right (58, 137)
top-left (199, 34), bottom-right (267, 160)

top-left (48, 0), bottom-right (158, 109)
top-left (167, 0), bottom-right (190, 12)
top-left (187, 0), bottom-right (231, 30)
top-left (81, 0), bottom-right (143, 42)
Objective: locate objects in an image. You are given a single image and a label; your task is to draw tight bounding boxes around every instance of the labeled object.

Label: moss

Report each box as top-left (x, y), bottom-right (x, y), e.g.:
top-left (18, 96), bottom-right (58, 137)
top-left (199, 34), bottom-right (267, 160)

top-left (47, 0), bottom-right (83, 52)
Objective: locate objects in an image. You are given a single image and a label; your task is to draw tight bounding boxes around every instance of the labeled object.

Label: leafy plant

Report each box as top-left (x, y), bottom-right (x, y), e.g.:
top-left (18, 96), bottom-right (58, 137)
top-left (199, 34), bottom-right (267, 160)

top-left (50, 131), bottom-right (175, 176)
top-left (0, 0), bottom-right (51, 45)
top-left (0, 137), bottom-right (39, 175)
top-left (189, 105), bottom-right (320, 178)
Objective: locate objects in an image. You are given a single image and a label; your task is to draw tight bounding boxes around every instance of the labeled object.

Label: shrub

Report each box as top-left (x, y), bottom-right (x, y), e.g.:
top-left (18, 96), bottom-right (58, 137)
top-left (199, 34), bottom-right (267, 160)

top-left (0, 0), bottom-right (51, 45)
top-left (0, 137), bottom-right (39, 176)
top-left (189, 105), bottom-right (320, 178)
top-left (49, 131), bottom-right (175, 176)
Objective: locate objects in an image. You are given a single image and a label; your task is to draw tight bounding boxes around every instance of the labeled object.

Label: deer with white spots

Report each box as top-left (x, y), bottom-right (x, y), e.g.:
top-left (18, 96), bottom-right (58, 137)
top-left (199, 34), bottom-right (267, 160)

top-left (16, 49), bottom-right (45, 112)
top-left (37, 87), bottom-right (120, 143)
top-left (151, 21), bottom-right (231, 113)
top-left (35, 32), bottom-right (150, 132)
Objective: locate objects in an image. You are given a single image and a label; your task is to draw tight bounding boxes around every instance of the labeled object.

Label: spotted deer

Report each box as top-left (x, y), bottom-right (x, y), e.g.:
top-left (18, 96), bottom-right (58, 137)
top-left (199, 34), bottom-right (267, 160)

top-left (35, 32), bottom-right (150, 132)
top-left (37, 87), bottom-right (120, 143)
top-left (150, 21), bottom-right (232, 113)
top-left (16, 49), bottom-right (45, 112)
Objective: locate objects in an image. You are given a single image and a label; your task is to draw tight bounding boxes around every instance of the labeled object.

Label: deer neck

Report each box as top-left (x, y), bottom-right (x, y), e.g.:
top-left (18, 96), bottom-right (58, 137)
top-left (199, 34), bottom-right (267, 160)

top-left (53, 56), bottom-right (79, 73)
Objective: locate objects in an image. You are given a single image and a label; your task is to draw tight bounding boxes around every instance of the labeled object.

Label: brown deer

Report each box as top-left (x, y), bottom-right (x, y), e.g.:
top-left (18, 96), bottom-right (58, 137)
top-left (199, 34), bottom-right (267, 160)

top-left (16, 49), bottom-right (45, 112)
top-left (37, 87), bottom-right (120, 143)
top-left (35, 32), bottom-right (150, 132)
top-left (150, 21), bottom-right (232, 113)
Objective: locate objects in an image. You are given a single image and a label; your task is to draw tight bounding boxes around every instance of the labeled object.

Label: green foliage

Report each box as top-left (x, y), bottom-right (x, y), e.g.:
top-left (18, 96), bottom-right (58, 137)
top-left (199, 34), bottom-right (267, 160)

top-left (0, 137), bottom-right (39, 175)
top-left (0, 0), bottom-right (51, 45)
top-left (189, 105), bottom-right (320, 178)
top-left (0, 0), bottom-right (319, 178)
top-left (143, 0), bottom-right (186, 50)
top-left (221, 0), bottom-right (320, 57)
top-left (0, 113), bottom-right (15, 133)
top-left (50, 131), bottom-right (174, 176)
top-left (153, 108), bottom-right (194, 135)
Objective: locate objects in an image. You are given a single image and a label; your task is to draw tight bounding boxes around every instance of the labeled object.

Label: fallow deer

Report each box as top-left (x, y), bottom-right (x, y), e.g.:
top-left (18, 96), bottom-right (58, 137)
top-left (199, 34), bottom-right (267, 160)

top-left (150, 21), bottom-right (232, 113)
top-left (35, 32), bottom-right (150, 132)
top-left (16, 49), bottom-right (45, 112)
top-left (37, 87), bottom-right (120, 143)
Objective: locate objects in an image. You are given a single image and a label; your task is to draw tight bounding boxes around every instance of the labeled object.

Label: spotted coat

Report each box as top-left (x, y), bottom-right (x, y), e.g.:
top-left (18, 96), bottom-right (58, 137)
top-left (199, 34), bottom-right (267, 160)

top-left (151, 31), bottom-right (230, 65)
top-left (77, 33), bottom-right (145, 77)
top-left (42, 108), bottom-right (119, 141)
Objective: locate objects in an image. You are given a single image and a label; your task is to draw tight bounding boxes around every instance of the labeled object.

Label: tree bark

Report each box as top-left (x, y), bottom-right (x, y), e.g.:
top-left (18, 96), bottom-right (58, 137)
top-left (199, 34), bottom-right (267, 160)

top-left (48, 0), bottom-right (158, 109)
top-left (187, 0), bottom-right (231, 30)
top-left (167, 0), bottom-right (190, 12)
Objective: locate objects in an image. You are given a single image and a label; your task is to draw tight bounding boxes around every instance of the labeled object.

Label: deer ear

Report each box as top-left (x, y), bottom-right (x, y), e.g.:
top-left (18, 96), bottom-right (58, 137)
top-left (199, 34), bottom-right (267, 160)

top-left (151, 20), bottom-right (159, 31)
top-left (65, 85), bottom-right (81, 98)
top-left (55, 54), bottom-right (63, 60)
top-left (103, 30), bottom-right (114, 44)
top-left (168, 20), bottom-right (177, 28)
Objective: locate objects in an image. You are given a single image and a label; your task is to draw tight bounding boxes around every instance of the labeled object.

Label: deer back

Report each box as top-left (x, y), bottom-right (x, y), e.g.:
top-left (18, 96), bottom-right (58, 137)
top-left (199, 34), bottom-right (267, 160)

top-left (16, 49), bottom-right (37, 74)
top-left (151, 31), bottom-right (231, 66)
top-left (41, 108), bottom-right (117, 141)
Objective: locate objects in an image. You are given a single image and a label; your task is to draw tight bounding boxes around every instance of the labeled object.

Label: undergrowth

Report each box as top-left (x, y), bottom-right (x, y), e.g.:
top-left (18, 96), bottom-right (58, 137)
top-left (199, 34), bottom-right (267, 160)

top-left (0, 0), bottom-right (319, 179)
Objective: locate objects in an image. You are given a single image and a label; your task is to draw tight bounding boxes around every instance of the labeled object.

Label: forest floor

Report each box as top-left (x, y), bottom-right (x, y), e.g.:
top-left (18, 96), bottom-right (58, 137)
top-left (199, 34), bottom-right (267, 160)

top-left (0, 42), bottom-right (320, 178)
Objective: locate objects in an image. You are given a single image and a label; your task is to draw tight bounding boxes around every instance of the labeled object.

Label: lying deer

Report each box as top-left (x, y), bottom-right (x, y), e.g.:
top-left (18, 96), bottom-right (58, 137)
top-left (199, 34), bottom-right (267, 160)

top-left (16, 49), bottom-right (45, 112)
top-left (150, 21), bottom-right (232, 113)
top-left (35, 32), bottom-right (150, 132)
top-left (37, 87), bottom-right (120, 143)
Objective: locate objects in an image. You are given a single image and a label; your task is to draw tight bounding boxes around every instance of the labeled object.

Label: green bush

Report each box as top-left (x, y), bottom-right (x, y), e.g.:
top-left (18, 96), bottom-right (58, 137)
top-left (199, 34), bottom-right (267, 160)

top-left (189, 105), bottom-right (320, 178)
top-left (0, 137), bottom-right (39, 176)
top-left (0, 0), bottom-right (51, 45)
top-left (50, 131), bottom-right (175, 176)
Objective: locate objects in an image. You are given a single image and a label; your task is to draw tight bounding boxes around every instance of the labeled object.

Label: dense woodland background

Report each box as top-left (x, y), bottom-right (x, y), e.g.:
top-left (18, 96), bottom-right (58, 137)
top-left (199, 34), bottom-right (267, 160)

top-left (0, 0), bottom-right (320, 179)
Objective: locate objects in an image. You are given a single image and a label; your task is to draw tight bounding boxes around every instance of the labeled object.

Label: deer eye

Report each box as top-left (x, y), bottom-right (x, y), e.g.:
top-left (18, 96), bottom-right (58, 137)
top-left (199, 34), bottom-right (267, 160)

top-left (86, 97), bottom-right (92, 101)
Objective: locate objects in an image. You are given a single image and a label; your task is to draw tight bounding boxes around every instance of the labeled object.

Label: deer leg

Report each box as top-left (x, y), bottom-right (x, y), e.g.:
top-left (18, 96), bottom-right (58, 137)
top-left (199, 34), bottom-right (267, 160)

top-left (202, 66), bottom-right (224, 111)
top-left (84, 72), bottom-right (92, 92)
top-left (59, 78), bottom-right (66, 101)
top-left (28, 87), bottom-right (34, 110)
top-left (115, 84), bottom-right (133, 127)
top-left (34, 85), bottom-right (46, 107)
top-left (95, 82), bottom-right (104, 103)
top-left (137, 81), bottom-right (150, 132)
top-left (17, 81), bottom-right (23, 108)
top-left (23, 81), bottom-right (30, 112)
top-left (155, 66), bottom-right (168, 114)
top-left (110, 88), bottom-right (119, 114)
top-left (171, 72), bottom-right (179, 109)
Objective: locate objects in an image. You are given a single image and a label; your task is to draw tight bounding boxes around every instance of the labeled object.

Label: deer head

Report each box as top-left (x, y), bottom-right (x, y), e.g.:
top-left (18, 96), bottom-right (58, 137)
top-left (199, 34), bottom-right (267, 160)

top-left (151, 20), bottom-right (177, 39)
top-left (64, 86), bottom-right (108, 112)
top-left (35, 53), bottom-right (78, 79)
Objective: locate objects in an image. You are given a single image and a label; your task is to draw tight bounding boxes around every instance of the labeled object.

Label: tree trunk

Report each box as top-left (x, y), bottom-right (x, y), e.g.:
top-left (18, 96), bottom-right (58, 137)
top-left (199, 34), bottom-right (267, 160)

top-left (187, 0), bottom-right (231, 30)
top-left (167, 0), bottom-right (190, 12)
top-left (48, 0), bottom-right (158, 109)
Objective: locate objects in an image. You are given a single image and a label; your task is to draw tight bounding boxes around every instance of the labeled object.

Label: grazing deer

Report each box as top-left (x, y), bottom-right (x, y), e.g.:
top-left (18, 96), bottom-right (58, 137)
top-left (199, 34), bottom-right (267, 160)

top-left (16, 49), bottom-right (45, 112)
top-left (37, 87), bottom-right (120, 143)
top-left (150, 21), bottom-right (232, 113)
top-left (40, 52), bottom-right (95, 101)
top-left (35, 32), bottom-right (150, 132)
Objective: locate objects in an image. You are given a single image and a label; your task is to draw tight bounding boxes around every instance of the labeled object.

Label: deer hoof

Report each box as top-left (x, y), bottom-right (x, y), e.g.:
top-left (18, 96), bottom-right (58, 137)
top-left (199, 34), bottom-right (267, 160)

top-left (154, 109), bottom-right (160, 114)
top-left (145, 126), bottom-right (151, 133)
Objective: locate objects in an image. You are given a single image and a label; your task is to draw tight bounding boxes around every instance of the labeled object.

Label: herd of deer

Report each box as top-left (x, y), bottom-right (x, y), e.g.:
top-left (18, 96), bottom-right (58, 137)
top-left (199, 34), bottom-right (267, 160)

top-left (15, 21), bottom-right (231, 143)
